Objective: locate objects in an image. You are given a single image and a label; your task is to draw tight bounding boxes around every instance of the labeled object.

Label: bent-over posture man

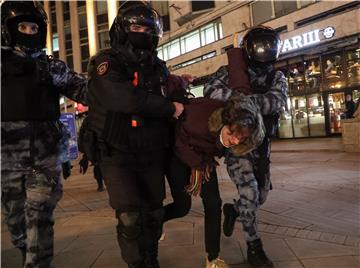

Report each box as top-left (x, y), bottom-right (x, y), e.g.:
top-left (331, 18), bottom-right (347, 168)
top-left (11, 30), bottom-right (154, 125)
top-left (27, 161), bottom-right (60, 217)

top-left (204, 26), bottom-right (288, 267)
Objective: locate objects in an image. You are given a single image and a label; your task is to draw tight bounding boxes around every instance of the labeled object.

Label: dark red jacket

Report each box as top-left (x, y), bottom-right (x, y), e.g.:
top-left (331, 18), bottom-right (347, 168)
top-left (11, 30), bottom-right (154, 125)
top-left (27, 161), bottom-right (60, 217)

top-left (175, 97), bottom-right (225, 170)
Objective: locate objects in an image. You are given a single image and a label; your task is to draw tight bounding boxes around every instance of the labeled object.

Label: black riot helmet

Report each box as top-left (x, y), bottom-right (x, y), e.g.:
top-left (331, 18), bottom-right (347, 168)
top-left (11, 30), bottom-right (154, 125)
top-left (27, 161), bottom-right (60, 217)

top-left (109, 1), bottom-right (163, 50)
top-left (1, 0), bottom-right (48, 49)
top-left (242, 25), bottom-right (281, 65)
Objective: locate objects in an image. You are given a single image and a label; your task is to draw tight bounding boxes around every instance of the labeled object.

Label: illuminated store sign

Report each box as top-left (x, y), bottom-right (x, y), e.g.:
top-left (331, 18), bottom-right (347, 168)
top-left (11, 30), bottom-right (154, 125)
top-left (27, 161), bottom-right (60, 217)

top-left (280, 26), bottom-right (335, 54)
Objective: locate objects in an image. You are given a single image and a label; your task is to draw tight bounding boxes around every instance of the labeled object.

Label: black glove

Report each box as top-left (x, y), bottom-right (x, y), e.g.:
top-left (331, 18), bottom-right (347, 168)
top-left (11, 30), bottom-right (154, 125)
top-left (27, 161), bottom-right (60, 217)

top-left (79, 155), bottom-right (89, 175)
top-left (62, 161), bottom-right (72, 180)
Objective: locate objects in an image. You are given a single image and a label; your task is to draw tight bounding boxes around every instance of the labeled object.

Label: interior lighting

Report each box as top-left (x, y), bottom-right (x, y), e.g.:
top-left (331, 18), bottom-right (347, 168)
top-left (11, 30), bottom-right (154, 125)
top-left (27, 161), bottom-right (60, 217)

top-left (107, 0), bottom-right (118, 29)
top-left (86, 0), bottom-right (97, 56)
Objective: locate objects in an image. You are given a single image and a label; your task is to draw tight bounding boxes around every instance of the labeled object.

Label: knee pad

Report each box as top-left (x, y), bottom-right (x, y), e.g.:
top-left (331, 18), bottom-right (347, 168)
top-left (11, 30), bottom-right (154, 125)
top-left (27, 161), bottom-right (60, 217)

top-left (142, 207), bottom-right (164, 239)
top-left (116, 211), bottom-right (141, 240)
top-left (144, 207), bottom-right (164, 226)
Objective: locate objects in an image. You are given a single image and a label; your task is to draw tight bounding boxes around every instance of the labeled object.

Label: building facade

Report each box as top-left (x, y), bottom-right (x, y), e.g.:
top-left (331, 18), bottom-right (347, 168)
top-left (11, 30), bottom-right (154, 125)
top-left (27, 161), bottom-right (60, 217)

top-left (44, 0), bottom-right (360, 138)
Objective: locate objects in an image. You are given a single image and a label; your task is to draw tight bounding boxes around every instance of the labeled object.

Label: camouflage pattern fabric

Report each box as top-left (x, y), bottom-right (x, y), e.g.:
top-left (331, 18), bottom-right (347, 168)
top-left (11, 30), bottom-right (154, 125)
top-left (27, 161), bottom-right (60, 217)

top-left (204, 65), bottom-right (288, 242)
top-left (58, 122), bottom-right (71, 165)
top-left (1, 121), bottom-right (64, 267)
top-left (1, 50), bottom-right (87, 267)
top-left (49, 58), bottom-right (88, 105)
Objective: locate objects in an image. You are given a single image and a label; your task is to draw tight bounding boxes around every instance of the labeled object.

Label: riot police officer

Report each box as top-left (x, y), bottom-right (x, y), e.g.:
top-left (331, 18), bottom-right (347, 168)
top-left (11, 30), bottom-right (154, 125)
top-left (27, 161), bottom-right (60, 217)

top-left (204, 25), bottom-right (288, 267)
top-left (86, 1), bottom-right (183, 267)
top-left (1, 1), bottom-right (87, 267)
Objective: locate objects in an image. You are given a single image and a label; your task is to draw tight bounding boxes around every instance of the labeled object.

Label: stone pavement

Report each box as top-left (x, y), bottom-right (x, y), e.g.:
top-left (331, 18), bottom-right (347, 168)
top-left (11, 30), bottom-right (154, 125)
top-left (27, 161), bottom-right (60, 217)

top-left (2, 137), bottom-right (360, 268)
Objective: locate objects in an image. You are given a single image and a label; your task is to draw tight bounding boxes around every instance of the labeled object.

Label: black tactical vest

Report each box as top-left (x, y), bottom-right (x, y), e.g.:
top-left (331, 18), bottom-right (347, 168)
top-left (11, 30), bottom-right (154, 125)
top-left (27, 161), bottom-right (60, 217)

top-left (1, 50), bottom-right (60, 121)
top-left (88, 49), bottom-right (171, 152)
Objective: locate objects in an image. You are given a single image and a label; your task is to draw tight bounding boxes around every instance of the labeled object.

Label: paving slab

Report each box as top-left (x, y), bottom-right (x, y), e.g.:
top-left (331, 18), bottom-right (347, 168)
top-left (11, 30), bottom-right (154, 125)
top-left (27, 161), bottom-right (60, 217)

top-left (2, 138), bottom-right (360, 268)
top-left (90, 249), bottom-right (126, 268)
top-left (264, 238), bottom-right (298, 261)
top-left (301, 256), bottom-right (360, 268)
top-left (285, 237), bottom-right (359, 259)
top-left (272, 260), bottom-right (304, 268)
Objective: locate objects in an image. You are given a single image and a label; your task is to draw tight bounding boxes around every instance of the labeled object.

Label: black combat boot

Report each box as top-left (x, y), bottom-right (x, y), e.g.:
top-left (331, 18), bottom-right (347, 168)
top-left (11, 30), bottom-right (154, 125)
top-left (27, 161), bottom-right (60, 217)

top-left (96, 178), bottom-right (105, 192)
top-left (222, 203), bottom-right (239, 237)
top-left (141, 208), bottom-right (163, 268)
top-left (247, 239), bottom-right (273, 267)
top-left (143, 245), bottom-right (160, 268)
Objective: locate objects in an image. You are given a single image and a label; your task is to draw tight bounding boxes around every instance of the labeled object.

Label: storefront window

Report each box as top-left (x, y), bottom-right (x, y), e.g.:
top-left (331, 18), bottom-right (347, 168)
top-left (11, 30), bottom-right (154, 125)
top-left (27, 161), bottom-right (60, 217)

top-left (346, 48), bottom-right (360, 87)
top-left (342, 89), bottom-right (359, 120)
top-left (304, 58), bottom-right (321, 91)
top-left (289, 60), bottom-right (305, 93)
top-left (352, 89), bottom-right (360, 104)
top-left (323, 53), bottom-right (345, 89)
top-left (327, 92), bottom-right (345, 134)
top-left (279, 98), bottom-right (293, 138)
top-left (291, 96), bottom-right (309, 137)
top-left (307, 94), bottom-right (326, 136)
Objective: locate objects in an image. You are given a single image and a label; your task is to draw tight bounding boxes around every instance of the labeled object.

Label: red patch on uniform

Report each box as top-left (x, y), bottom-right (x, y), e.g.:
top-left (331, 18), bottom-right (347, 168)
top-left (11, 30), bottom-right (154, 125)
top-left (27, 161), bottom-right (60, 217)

top-left (97, 61), bottom-right (109, 75)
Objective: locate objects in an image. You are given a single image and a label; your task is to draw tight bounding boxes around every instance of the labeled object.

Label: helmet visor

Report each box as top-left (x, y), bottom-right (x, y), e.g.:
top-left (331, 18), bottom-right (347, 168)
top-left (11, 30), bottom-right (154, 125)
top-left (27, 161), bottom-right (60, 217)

top-left (246, 33), bottom-right (280, 63)
top-left (122, 6), bottom-right (163, 37)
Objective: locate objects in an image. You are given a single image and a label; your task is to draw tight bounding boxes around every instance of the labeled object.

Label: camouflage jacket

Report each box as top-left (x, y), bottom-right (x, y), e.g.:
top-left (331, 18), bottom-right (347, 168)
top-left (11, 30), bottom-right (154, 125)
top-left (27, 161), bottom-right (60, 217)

top-left (203, 65), bottom-right (288, 116)
top-left (1, 48), bottom-right (87, 159)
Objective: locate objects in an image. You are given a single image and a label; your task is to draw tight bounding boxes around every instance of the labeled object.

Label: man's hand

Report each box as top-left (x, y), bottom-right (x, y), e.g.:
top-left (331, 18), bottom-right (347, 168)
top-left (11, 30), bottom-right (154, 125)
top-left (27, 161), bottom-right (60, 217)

top-left (62, 161), bottom-right (72, 180)
top-left (172, 102), bottom-right (184, 119)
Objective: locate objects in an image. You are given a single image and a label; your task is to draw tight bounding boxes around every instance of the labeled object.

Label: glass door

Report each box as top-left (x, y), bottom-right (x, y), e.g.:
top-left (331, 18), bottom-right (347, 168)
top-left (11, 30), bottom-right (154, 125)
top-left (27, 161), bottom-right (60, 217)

top-left (291, 96), bottom-right (309, 137)
top-left (327, 92), bottom-right (345, 134)
top-left (307, 94), bottom-right (326, 136)
top-left (279, 98), bottom-right (293, 138)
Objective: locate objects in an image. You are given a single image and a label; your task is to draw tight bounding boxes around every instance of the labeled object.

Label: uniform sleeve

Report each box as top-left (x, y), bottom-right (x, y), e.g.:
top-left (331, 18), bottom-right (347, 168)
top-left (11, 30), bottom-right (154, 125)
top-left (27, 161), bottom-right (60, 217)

top-left (227, 48), bottom-right (252, 95)
top-left (203, 66), bottom-right (232, 101)
top-left (49, 58), bottom-right (88, 105)
top-left (249, 70), bottom-right (288, 115)
top-left (165, 74), bottom-right (190, 103)
top-left (89, 54), bottom-right (175, 118)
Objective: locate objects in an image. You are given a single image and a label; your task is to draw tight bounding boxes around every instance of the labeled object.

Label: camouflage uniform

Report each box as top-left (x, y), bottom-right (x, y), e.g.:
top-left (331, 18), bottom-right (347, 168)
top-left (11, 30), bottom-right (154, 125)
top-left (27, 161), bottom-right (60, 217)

top-left (204, 65), bottom-right (288, 242)
top-left (1, 48), bottom-right (87, 267)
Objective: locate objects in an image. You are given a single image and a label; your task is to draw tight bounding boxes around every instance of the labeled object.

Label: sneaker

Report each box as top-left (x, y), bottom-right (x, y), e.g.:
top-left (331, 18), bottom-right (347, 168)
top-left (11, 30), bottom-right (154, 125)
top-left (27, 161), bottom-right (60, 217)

top-left (222, 203), bottom-right (238, 237)
top-left (247, 239), bottom-right (274, 267)
top-left (206, 257), bottom-right (229, 268)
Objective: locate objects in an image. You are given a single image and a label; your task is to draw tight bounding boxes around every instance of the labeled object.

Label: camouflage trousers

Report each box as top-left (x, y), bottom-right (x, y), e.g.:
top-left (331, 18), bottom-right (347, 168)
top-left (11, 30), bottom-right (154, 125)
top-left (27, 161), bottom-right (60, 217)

top-left (1, 122), bottom-right (63, 268)
top-left (224, 143), bottom-right (272, 242)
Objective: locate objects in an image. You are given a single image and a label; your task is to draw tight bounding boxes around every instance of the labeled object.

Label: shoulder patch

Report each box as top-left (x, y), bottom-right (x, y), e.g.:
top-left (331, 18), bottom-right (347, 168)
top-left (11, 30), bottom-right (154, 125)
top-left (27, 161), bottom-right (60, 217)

top-left (96, 61), bottom-right (109, 76)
